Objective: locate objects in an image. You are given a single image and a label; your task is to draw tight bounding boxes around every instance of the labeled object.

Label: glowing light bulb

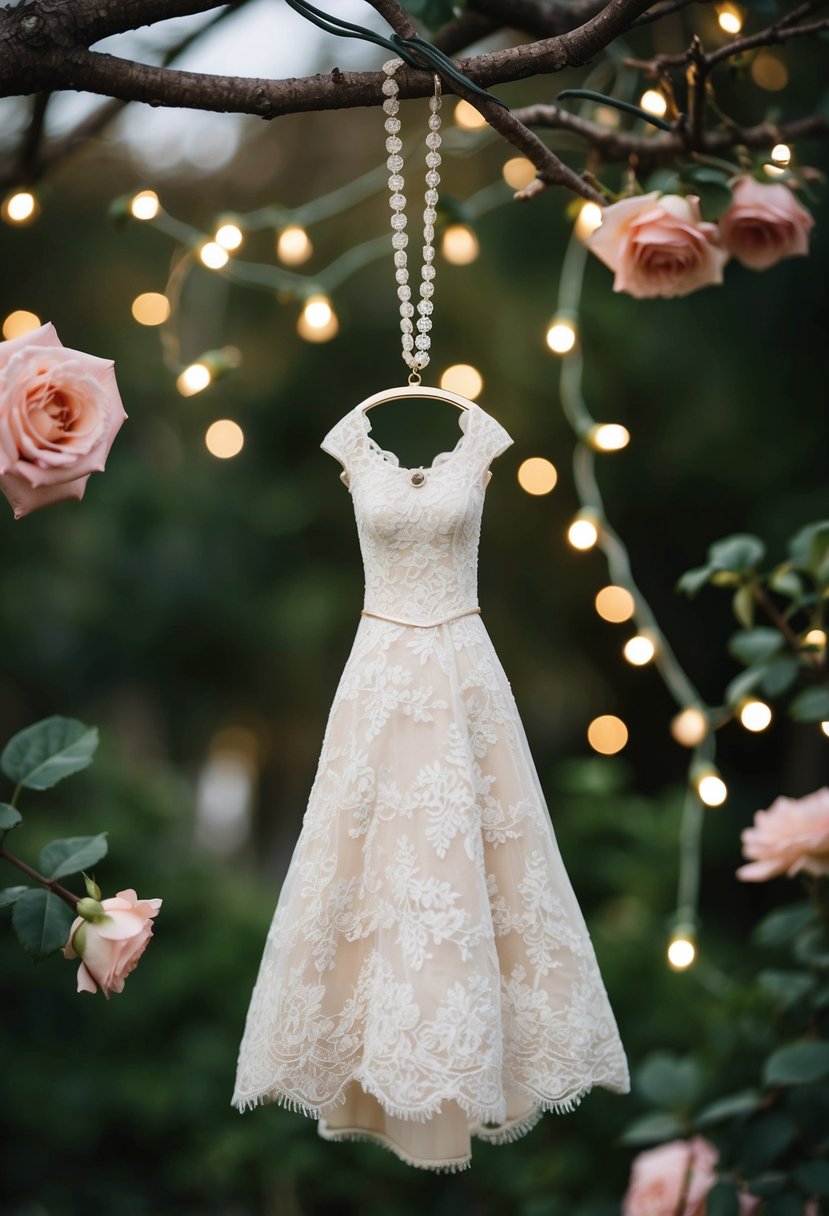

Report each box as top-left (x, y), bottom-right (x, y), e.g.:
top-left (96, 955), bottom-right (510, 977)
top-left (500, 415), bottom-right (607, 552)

top-left (595, 585), bottom-right (635, 624)
top-left (177, 363), bottom-right (212, 396)
top-left (205, 419), bottom-right (244, 459)
top-left (568, 515), bottom-right (599, 551)
top-left (739, 699), bottom-right (772, 732)
top-left (517, 457), bottom-right (558, 496)
top-left (587, 715), bottom-right (628, 755)
top-left (697, 772), bottom-right (727, 807)
top-left (502, 157), bottom-right (536, 190)
top-left (771, 143), bottom-right (791, 166)
top-left (297, 295), bottom-right (339, 343)
top-left (624, 634), bottom-right (656, 666)
top-left (199, 241), bottom-right (230, 269)
top-left (131, 292), bottom-right (170, 326)
top-left (546, 319), bottom-right (577, 355)
top-left (763, 163), bottom-right (786, 178)
top-left (454, 100), bottom-right (487, 130)
top-left (277, 225), bottom-right (313, 265)
top-left (575, 202), bottom-right (603, 241)
top-left (717, 2), bottom-right (743, 33)
top-left (2, 190), bottom-right (39, 225)
top-left (2, 309), bottom-right (41, 340)
top-left (804, 629), bottom-right (826, 649)
top-left (591, 423), bottom-right (630, 452)
top-left (667, 934), bottom-right (696, 970)
top-left (215, 223), bottom-right (243, 251)
top-left (441, 224), bottom-right (480, 265)
top-left (751, 53), bottom-right (788, 91)
top-left (671, 708), bottom-right (708, 747)
top-left (821, 721), bottom-right (829, 739)
top-left (640, 90), bottom-right (668, 118)
top-left (440, 364), bottom-right (483, 400)
top-left (129, 190), bottom-right (160, 220)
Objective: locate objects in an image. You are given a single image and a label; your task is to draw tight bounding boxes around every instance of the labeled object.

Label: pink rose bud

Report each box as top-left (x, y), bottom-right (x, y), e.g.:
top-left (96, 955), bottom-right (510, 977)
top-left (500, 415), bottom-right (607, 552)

top-left (623, 1136), bottom-right (719, 1215)
top-left (63, 888), bottom-right (161, 999)
top-left (0, 322), bottom-right (127, 519)
top-left (588, 193), bottom-right (727, 299)
top-left (718, 176), bottom-right (814, 271)
top-left (737, 787), bottom-right (829, 882)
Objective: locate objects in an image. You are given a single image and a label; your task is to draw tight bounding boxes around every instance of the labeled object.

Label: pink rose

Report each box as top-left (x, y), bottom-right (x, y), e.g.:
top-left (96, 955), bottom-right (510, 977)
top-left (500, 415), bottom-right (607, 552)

top-left (588, 193), bottom-right (727, 299)
top-left (737, 787), bottom-right (829, 882)
top-left (718, 176), bottom-right (814, 271)
top-left (63, 888), bottom-right (161, 998)
top-left (0, 322), bottom-right (126, 519)
top-left (623, 1137), bottom-right (719, 1216)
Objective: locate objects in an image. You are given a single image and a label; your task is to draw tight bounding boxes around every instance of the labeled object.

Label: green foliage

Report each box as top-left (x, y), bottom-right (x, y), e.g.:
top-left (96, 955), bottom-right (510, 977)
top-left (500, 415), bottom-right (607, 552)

top-left (12, 888), bottom-right (75, 958)
top-left (1, 716), bottom-right (99, 790)
top-left (401, 0), bottom-right (458, 32)
top-left (38, 833), bottom-right (109, 880)
top-left (0, 802), bottom-right (22, 829)
top-left (678, 165), bottom-right (734, 221)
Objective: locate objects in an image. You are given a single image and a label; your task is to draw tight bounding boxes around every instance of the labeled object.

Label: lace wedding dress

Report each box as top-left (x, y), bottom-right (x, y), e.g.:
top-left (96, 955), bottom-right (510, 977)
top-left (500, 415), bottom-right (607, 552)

top-left (232, 399), bottom-right (630, 1171)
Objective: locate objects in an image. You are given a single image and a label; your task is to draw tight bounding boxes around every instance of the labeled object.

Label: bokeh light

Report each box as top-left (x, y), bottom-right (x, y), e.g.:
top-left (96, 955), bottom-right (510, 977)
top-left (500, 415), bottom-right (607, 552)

top-left (667, 935), bottom-right (696, 970)
top-left (502, 157), bottom-right (536, 189)
top-left (199, 241), bottom-right (230, 269)
top-left (640, 90), bottom-right (667, 118)
top-left (575, 202), bottom-right (603, 241)
top-left (771, 143), bottom-right (791, 165)
top-left (716, 2), bottom-right (743, 33)
top-left (131, 292), bottom-right (171, 326)
top-left (297, 295), bottom-right (339, 342)
top-left (440, 364), bottom-right (483, 399)
top-left (588, 715), bottom-right (629, 755)
top-left (751, 52), bottom-right (788, 90)
top-left (697, 772), bottom-right (727, 807)
top-left (454, 100), bottom-right (487, 130)
top-left (129, 190), bottom-right (160, 220)
top-left (205, 419), bottom-right (244, 459)
top-left (441, 224), bottom-right (480, 265)
top-left (595, 585), bottom-right (635, 623)
top-left (739, 699), bottom-right (772, 732)
top-left (670, 708), bottom-right (708, 747)
top-left (215, 223), bottom-right (244, 251)
top-left (591, 423), bottom-right (630, 451)
top-left (2, 190), bottom-right (39, 225)
top-left (568, 515), bottom-right (599, 550)
top-left (546, 319), bottom-right (577, 355)
top-left (2, 309), bottom-right (41, 339)
top-left (623, 634), bottom-right (656, 666)
top-left (177, 363), bottom-right (212, 396)
top-left (517, 457), bottom-right (558, 496)
top-left (277, 225), bottom-right (313, 265)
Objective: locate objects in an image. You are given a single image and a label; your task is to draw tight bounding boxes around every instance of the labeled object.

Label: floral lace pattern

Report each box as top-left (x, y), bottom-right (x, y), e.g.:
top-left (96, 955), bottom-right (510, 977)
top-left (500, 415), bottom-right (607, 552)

top-left (232, 402), bottom-right (630, 1172)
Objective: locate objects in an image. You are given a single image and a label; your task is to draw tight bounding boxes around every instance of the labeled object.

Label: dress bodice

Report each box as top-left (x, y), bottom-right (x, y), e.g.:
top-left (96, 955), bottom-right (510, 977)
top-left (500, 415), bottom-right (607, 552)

top-left (321, 401), bottom-right (513, 626)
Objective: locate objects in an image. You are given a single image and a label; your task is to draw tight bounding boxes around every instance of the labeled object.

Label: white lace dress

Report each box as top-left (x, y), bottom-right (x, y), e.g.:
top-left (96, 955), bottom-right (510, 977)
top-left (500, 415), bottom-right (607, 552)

top-left (232, 399), bottom-right (630, 1171)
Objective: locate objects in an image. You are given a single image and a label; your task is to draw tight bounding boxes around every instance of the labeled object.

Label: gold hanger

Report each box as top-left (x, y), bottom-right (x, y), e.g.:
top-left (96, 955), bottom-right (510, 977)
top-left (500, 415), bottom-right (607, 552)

top-left (357, 384), bottom-right (473, 413)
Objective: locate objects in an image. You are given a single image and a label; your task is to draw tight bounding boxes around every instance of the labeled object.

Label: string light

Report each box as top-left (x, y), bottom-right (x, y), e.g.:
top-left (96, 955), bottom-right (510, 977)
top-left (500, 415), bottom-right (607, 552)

top-left (176, 362), bottom-right (212, 396)
top-left (131, 292), bottom-right (170, 326)
top-left (546, 318), bottom-right (577, 355)
top-left (297, 294), bottom-right (339, 342)
top-left (696, 769), bottom-right (727, 807)
top-left (215, 222), bottom-right (244, 251)
top-left (803, 628), bottom-right (826, 649)
top-left (517, 457), bottom-right (558, 496)
top-left (640, 90), bottom-right (668, 118)
top-left (751, 53), bottom-right (788, 91)
top-left (716, 2), bottom-right (744, 33)
top-left (440, 364), bottom-right (483, 399)
top-left (502, 158), bottom-right (536, 190)
top-left (205, 419), bottom-right (244, 459)
top-left (588, 715), bottom-right (629, 755)
top-left (199, 241), bottom-right (230, 269)
top-left (821, 721), bottom-right (829, 739)
top-left (454, 100), bottom-right (487, 130)
top-left (739, 699), bottom-right (773, 732)
top-left (2, 190), bottom-right (39, 225)
top-left (129, 190), bottom-right (160, 221)
top-left (568, 512), bottom-right (599, 551)
top-left (277, 225), bottom-right (313, 265)
top-left (624, 633), bottom-right (656, 666)
top-left (575, 202), bottom-right (603, 241)
top-left (670, 708), bottom-right (708, 747)
top-left (595, 585), bottom-right (635, 623)
top-left (771, 143), bottom-right (791, 165)
top-left (2, 309), bottom-right (41, 339)
top-left (667, 932), bottom-right (696, 970)
top-left (590, 423), bottom-right (630, 451)
top-left (763, 163), bottom-right (787, 178)
top-left (441, 224), bottom-right (480, 265)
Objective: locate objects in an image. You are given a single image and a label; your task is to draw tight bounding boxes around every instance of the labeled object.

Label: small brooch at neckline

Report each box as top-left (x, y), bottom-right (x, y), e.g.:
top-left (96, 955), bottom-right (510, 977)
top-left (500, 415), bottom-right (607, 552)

top-left (410, 469), bottom-right (426, 487)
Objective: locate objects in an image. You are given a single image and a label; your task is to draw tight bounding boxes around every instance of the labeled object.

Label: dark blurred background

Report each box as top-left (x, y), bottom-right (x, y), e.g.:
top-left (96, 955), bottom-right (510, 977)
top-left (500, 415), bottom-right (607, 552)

top-left (0, 3), bottom-right (827, 1213)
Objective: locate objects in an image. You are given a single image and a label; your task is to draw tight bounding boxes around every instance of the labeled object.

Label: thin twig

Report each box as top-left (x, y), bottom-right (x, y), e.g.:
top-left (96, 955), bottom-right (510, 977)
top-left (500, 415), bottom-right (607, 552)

top-left (0, 847), bottom-right (80, 910)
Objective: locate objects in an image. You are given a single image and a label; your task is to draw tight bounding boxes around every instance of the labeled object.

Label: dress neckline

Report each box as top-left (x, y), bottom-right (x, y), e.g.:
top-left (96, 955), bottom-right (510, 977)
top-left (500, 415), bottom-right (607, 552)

top-left (357, 402), bottom-right (476, 475)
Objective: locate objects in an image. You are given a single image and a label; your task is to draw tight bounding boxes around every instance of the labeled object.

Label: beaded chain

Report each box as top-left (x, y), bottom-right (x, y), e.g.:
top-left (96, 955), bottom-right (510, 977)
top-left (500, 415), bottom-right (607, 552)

top-left (381, 58), bottom-right (442, 384)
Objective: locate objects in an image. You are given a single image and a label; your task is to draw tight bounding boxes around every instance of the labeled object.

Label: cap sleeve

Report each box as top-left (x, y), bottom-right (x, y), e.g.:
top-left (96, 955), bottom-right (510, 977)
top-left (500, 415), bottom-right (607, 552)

top-left (476, 410), bottom-right (514, 484)
top-left (320, 412), bottom-right (358, 486)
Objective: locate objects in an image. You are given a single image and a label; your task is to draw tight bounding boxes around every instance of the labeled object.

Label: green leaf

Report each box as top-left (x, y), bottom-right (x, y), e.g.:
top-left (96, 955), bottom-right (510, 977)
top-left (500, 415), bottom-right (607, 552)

top-left (788, 520), bottom-right (829, 578)
top-left (1, 717), bottom-right (99, 790)
top-left (645, 168), bottom-right (680, 195)
top-left (0, 885), bottom-right (29, 909)
top-left (768, 566), bottom-right (804, 600)
top-left (636, 1052), bottom-right (702, 1109)
top-left (0, 802), bottom-right (22, 830)
top-left (793, 923), bottom-right (829, 968)
top-left (789, 686), bottom-right (829, 722)
top-left (746, 1174), bottom-right (789, 1198)
top-left (725, 665), bottom-right (768, 706)
top-left (758, 969), bottom-right (816, 1009)
top-left (706, 1181), bottom-right (740, 1216)
top-left (753, 902), bottom-right (813, 948)
top-left (764, 1040), bottom-right (829, 1087)
top-left (708, 533), bottom-right (766, 574)
top-left (696, 1089), bottom-right (762, 1126)
top-left (38, 834), bottom-right (108, 880)
top-left (794, 1160), bottom-right (829, 1195)
top-left (760, 656), bottom-right (800, 697)
top-left (677, 565), bottom-right (714, 597)
top-left (695, 180), bottom-right (734, 221)
top-left (728, 628), bottom-right (783, 665)
top-left (619, 1111), bottom-right (685, 1145)
top-left (762, 1194), bottom-right (808, 1216)
top-left (740, 1112), bottom-right (797, 1174)
top-left (11, 888), bottom-right (75, 958)
top-left (732, 584), bottom-right (756, 629)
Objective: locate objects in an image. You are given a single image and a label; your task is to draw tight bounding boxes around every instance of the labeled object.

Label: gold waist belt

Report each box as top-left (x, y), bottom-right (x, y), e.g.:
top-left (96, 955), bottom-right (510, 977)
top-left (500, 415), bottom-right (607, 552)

top-left (360, 606), bottom-right (481, 628)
